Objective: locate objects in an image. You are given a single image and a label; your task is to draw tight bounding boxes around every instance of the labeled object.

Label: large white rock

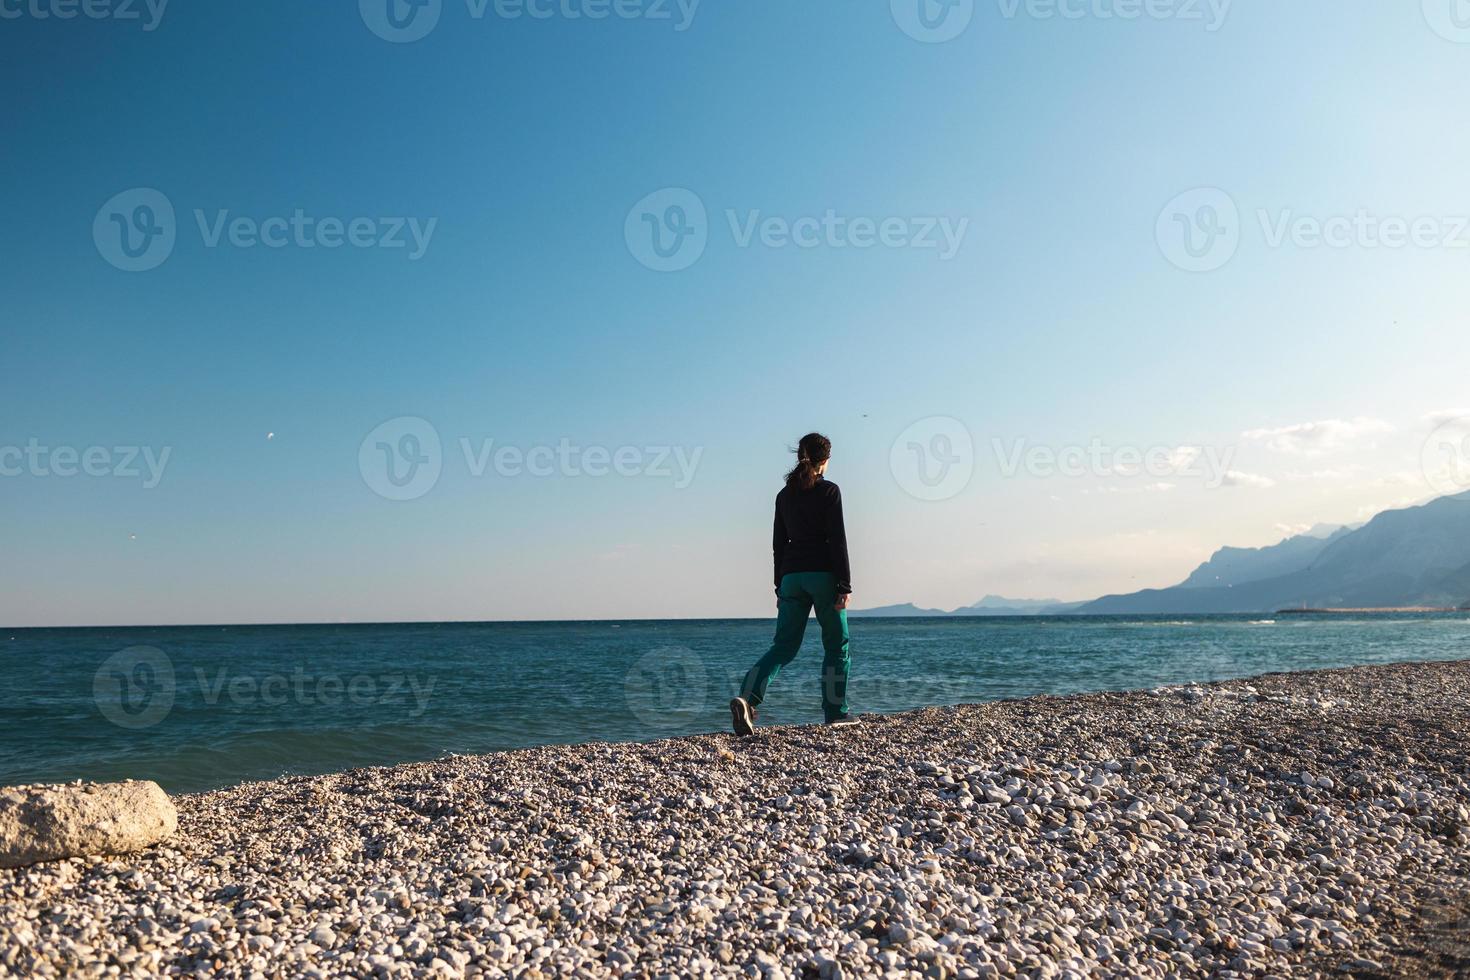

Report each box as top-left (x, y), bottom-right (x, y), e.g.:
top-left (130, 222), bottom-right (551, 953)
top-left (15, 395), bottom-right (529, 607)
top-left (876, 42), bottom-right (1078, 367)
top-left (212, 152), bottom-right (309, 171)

top-left (0, 780), bottom-right (177, 869)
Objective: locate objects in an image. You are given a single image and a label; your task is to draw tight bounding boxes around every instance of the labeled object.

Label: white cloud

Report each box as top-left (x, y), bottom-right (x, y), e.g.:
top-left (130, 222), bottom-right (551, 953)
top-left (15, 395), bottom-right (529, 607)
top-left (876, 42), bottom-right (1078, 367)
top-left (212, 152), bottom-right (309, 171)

top-left (1241, 417), bottom-right (1394, 455)
top-left (1354, 495), bottom-right (1425, 520)
top-left (1369, 470), bottom-right (1425, 488)
top-left (1285, 466), bottom-right (1358, 482)
top-left (1273, 522), bottom-right (1312, 537)
top-left (1167, 446), bottom-right (1202, 471)
top-left (1220, 470), bottom-right (1276, 489)
top-left (1081, 482), bottom-right (1176, 496)
top-left (1424, 408), bottom-right (1470, 428)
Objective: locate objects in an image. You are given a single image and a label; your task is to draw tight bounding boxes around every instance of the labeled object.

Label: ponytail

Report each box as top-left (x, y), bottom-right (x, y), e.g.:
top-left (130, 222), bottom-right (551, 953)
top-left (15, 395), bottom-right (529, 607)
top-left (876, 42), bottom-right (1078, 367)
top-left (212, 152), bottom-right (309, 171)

top-left (786, 458), bottom-right (821, 491)
top-left (784, 433), bottom-right (832, 491)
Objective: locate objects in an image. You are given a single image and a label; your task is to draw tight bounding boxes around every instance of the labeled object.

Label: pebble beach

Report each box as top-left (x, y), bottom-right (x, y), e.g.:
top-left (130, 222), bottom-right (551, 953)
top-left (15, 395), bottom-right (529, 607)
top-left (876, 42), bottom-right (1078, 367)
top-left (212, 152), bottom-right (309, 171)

top-left (3, 660), bottom-right (1469, 979)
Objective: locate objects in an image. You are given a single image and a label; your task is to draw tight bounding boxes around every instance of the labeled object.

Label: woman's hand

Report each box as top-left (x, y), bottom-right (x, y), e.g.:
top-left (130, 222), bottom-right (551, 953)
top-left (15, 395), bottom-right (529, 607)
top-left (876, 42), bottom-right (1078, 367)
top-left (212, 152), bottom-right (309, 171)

top-left (835, 593), bottom-right (850, 610)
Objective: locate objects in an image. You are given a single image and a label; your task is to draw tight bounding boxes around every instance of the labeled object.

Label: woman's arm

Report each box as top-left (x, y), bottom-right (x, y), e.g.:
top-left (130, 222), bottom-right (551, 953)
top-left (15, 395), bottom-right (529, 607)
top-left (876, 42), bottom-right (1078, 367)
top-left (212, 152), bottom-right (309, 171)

top-left (772, 500), bottom-right (787, 593)
top-left (826, 486), bottom-right (852, 597)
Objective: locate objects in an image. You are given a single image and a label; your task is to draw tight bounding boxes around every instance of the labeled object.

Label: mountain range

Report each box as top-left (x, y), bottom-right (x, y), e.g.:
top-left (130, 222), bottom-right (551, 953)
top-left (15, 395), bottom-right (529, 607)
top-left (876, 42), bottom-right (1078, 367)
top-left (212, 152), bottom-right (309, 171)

top-left (856, 492), bottom-right (1470, 617)
top-left (851, 595), bottom-right (1085, 618)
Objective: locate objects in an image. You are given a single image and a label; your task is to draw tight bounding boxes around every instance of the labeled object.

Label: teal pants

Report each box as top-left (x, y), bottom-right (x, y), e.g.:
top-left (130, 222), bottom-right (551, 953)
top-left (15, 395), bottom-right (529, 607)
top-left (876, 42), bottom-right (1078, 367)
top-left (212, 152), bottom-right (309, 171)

top-left (740, 571), bottom-right (850, 721)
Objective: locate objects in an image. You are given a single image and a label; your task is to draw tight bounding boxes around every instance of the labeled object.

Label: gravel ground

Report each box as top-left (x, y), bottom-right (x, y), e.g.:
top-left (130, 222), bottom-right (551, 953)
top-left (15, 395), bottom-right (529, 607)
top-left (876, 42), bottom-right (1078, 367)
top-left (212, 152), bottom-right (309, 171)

top-left (3, 660), bottom-right (1469, 979)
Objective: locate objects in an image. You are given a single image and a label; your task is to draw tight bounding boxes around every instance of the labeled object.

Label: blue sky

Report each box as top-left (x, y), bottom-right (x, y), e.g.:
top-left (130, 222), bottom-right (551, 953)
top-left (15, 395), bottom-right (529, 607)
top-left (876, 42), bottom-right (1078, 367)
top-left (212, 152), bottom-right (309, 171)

top-left (4, 1), bottom-right (1470, 625)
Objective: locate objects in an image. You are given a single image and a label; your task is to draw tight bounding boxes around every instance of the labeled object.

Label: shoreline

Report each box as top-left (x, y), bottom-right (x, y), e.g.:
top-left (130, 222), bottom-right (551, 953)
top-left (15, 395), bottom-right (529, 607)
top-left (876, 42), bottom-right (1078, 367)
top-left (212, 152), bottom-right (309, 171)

top-left (4, 659), bottom-right (1470, 977)
top-left (8, 608), bottom-right (1470, 631)
top-left (1276, 607), bottom-right (1466, 615)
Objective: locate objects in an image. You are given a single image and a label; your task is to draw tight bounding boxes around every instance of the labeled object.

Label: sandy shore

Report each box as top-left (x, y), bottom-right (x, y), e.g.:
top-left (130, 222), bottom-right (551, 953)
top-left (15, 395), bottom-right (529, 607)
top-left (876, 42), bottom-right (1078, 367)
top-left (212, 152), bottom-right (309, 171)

top-left (3, 661), bottom-right (1469, 979)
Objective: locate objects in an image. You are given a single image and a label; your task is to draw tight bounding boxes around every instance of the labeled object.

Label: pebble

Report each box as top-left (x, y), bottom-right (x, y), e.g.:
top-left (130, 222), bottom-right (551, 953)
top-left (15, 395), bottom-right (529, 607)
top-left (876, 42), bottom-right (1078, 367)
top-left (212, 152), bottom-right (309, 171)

top-left (2, 661), bottom-right (1467, 978)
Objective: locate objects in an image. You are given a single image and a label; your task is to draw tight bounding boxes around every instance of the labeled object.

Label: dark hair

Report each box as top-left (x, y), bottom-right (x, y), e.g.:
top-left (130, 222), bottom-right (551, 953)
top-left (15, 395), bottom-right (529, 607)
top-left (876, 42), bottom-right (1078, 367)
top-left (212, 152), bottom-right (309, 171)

top-left (784, 433), bottom-right (832, 491)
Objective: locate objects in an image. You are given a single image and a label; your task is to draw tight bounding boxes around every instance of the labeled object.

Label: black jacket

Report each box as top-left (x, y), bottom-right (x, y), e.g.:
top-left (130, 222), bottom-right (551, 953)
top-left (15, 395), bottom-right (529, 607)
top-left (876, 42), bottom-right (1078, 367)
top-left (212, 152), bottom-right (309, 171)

top-left (772, 479), bottom-right (852, 594)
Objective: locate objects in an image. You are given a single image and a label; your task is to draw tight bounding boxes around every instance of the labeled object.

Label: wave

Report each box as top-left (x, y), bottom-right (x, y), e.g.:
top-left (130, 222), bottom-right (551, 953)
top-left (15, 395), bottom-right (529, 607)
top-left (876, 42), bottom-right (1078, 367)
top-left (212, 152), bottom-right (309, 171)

top-left (1105, 620), bottom-right (1198, 627)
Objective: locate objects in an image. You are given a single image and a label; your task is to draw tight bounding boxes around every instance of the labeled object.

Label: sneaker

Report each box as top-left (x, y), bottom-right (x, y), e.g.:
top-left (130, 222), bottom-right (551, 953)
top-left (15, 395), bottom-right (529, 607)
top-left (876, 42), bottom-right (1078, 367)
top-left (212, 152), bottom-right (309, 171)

top-left (730, 697), bottom-right (756, 736)
top-left (825, 713), bottom-right (859, 727)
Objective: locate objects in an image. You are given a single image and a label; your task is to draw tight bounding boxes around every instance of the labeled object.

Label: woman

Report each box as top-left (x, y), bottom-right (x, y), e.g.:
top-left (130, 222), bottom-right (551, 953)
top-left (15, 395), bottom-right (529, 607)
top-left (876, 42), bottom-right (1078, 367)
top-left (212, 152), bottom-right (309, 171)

top-left (731, 433), bottom-right (857, 734)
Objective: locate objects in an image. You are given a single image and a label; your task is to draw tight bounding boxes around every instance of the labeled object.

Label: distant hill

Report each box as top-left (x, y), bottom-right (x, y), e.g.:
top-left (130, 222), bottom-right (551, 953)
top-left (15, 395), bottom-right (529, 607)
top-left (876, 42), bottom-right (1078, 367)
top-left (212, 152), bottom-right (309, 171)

top-left (852, 596), bottom-right (1084, 617)
top-left (849, 603), bottom-right (954, 617)
top-left (955, 597), bottom-right (1086, 616)
top-left (1176, 526), bottom-right (1351, 589)
top-left (1080, 492), bottom-right (1470, 614)
top-left (854, 494), bottom-right (1470, 618)
top-left (952, 593), bottom-right (1070, 608)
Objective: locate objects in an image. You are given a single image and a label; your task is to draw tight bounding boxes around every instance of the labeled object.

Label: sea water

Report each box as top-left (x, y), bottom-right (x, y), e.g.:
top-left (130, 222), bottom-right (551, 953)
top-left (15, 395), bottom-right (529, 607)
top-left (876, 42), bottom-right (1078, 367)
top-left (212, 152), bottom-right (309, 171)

top-left (3, 614), bottom-right (1467, 793)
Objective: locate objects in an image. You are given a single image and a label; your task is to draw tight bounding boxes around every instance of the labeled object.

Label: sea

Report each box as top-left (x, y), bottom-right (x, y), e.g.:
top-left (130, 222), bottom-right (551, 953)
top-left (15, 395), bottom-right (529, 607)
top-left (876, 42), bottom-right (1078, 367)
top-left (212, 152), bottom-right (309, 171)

top-left (3, 613), bottom-right (1467, 794)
